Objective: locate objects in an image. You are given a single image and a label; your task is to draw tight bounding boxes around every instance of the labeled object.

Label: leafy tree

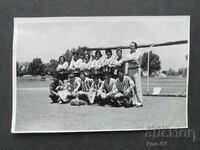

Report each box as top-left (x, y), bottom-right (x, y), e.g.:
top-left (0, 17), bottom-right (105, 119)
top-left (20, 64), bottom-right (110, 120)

top-left (141, 51), bottom-right (161, 76)
top-left (16, 62), bottom-right (31, 76)
top-left (22, 62), bottom-right (31, 74)
top-left (17, 62), bottom-right (23, 76)
top-left (41, 63), bottom-right (48, 76)
top-left (28, 58), bottom-right (45, 75)
top-left (46, 59), bottom-right (59, 75)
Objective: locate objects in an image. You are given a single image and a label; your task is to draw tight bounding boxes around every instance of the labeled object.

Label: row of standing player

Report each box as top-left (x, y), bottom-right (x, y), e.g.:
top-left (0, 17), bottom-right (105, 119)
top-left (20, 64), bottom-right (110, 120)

top-left (56, 42), bottom-right (141, 81)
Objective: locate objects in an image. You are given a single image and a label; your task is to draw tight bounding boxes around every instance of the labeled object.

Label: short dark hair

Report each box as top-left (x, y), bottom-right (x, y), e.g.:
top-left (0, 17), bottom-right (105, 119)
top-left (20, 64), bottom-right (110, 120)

top-left (105, 49), bottom-right (112, 55)
top-left (93, 74), bottom-right (100, 79)
top-left (52, 72), bottom-right (58, 78)
top-left (130, 42), bottom-right (138, 49)
top-left (68, 73), bottom-right (75, 78)
top-left (116, 48), bottom-right (122, 53)
top-left (117, 68), bottom-right (124, 75)
top-left (59, 56), bottom-right (66, 62)
top-left (84, 53), bottom-right (90, 60)
top-left (95, 50), bottom-right (102, 57)
top-left (72, 51), bottom-right (79, 56)
top-left (104, 72), bottom-right (111, 77)
top-left (80, 71), bottom-right (86, 76)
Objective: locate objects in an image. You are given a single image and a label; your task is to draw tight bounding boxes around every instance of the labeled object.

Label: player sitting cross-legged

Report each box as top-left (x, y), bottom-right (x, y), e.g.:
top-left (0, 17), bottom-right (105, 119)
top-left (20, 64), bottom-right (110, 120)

top-left (49, 73), bottom-right (64, 103)
top-left (98, 70), bottom-right (116, 106)
top-left (56, 72), bottom-right (81, 104)
top-left (74, 72), bottom-right (96, 105)
top-left (111, 68), bottom-right (135, 108)
top-left (89, 73), bottom-right (103, 104)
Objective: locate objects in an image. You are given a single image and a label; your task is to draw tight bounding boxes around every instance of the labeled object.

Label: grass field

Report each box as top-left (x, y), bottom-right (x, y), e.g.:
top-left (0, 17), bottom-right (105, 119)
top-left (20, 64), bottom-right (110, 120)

top-left (14, 77), bottom-right (187, 132)
top-left (142, 77), bottom-right (187, 96)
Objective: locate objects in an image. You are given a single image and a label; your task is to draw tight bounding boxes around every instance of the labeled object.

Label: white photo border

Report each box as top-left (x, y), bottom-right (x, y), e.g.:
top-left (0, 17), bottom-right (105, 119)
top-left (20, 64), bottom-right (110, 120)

top-left (11, 16), bottom-right (190, 133)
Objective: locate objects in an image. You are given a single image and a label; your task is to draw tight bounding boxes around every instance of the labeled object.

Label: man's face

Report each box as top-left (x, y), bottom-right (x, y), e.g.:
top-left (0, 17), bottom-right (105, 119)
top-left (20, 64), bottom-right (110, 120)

top-left (60, 57), bottom-right (65, 63)
top-left (53, 77), bottom-right (59, 83)
top-left (130, 43), bottom-right (136, 53)
top-left (80, 74), bottom-right (86, 80)
top-left (79, 54), bottom-right (84, 60)
top-left (104, 74), bottom-right (110, 81)
top-left (69, 77), bottom-right (74, 83)
top-left (94, 77), bottom-right (99, 83)
top-left (106, 51), bottom-right (112, 58)
top-left (118, 71), bottom-right (124, 79)
top-left (96, 52), bottom-right (101, 59)
top-left (74, 54), bottom-right (79, 61)
top-left (117, 50), bottom-right (122, 58)
top-left (85, 54), bottom-right (90, 61)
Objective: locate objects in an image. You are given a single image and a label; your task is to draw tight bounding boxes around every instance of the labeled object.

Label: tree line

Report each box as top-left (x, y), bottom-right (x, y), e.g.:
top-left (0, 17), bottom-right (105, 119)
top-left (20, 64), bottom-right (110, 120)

top-left (16, 50), bottom-right (186, 77)
top-left (17, 50), bottom-right (72, 76)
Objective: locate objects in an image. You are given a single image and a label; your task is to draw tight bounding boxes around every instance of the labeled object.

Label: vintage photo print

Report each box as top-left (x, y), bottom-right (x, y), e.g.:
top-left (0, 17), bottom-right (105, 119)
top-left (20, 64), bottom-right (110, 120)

top-left (12, 16), bottom-right (190, 133)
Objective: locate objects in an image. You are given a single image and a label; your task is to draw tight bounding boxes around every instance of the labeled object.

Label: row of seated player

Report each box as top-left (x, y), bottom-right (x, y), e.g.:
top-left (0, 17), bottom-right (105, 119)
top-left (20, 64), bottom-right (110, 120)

top-left (49, 68), bottom-right (143, 108)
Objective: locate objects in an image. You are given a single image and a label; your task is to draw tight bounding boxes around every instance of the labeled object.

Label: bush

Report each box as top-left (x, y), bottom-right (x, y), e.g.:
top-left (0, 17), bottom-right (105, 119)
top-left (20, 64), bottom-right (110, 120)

top-left (28, 58), bottom-right (45, 75)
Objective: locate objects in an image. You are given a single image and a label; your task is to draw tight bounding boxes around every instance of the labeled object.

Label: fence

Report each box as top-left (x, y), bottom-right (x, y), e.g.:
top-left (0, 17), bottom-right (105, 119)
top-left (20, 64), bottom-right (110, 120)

top-left (141, 76), bottom-right (187, 97)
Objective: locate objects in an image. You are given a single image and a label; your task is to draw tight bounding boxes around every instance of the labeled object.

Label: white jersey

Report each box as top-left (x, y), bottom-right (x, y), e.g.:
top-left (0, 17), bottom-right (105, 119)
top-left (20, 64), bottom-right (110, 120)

top-left (64, 77), bottom-right (81, 93)
top-left (112, 57), bottom-right (124, 67)
top-left (112, 75), bottom-right (134, 93)
top-left (124, 50), bottom-right (142, 74)
top-left (124, 50), bottom-right (141, 64)
top-left (99, 78), bottom-right (116, 94)
top-left (90, 57), bottom-right (104, 69)
top-left (56, 61), bottom-right (69, 73)
top-left (69, 58), bottom-right (83, 70)
top-left (82, 60), bottom-right (93, 70)
top-left (103, 56), bottom-right (116, 67)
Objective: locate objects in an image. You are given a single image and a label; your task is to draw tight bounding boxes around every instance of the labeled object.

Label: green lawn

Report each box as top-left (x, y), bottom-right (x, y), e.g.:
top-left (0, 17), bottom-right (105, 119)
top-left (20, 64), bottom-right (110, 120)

top-left (14, 79), bottom-right (187, 132)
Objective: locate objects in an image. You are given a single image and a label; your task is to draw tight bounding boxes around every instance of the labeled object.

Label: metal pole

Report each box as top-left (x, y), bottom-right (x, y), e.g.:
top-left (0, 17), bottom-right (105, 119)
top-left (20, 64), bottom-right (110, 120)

top-left (147, 49), bottom-right (150, 95)
top-left (80, 40), bottom-right (188, 51)
top-left (147, 44), bottom-right (155, 95)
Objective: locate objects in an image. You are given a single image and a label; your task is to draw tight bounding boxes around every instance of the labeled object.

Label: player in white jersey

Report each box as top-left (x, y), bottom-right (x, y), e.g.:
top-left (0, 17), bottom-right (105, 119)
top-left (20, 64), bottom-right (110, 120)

top-left (103, 49), bottom-right (116, 67)
top-left (90, 50), bottom-right (105, 80)
top-left (98, 71), bottom-right (116, 106)
top-left (90, 50), bottom-right (104, 69)
top-left (68, 52), bottom-right (83, 71)
top-left (112, 48), bottom-right (124, 66)
top-left (111, 48), bottom-right (125, 78)
top-left (90, 74), bottom-right (103, 104)
top-left (81, 53), bottom-right (93, 77)
top-left (124, 42), bottom-right (143, 107)
top-left (57, 72), bottom-right (81, 104)
top-left (56, 56), bottom-right (69, 82)
top-left (73, 72), bottom-right (95, 104)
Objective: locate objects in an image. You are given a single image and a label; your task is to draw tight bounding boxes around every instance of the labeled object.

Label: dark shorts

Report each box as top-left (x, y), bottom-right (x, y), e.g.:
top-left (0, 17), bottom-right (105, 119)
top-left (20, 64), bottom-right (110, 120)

top-left (112, 92), bottom-right (133, 107)
top-left (49, 94), bottom-right (59, 103)
top-left (57, 73), bottom-right (68, 81)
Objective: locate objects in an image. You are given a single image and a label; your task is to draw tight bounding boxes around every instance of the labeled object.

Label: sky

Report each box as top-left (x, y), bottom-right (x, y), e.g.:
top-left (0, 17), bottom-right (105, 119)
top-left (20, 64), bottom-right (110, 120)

top-left (15, 16), bottom-right (190, 70)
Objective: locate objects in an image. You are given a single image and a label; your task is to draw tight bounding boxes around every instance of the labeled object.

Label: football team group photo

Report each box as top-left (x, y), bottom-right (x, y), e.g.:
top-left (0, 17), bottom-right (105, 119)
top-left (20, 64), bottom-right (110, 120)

top-left (12, 16), bottom-right (189, 133)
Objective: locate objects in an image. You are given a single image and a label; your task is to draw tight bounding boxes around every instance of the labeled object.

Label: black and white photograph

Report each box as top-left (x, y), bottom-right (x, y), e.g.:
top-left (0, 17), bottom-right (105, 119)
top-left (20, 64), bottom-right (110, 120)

top-left (12, 16), bottom-right (190, 133)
